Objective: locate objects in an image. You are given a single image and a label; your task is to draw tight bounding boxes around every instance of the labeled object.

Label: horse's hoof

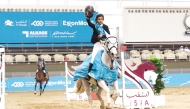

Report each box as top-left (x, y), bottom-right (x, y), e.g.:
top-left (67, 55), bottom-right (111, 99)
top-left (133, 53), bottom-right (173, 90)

top-left (100, 101), bottom-right (105, 107)
top-left (106, 107), bottom-right (112, 109)
top-left (110, 94), bottom-right (118, 101)
top-left (100, 106), bottom-right (105, 109)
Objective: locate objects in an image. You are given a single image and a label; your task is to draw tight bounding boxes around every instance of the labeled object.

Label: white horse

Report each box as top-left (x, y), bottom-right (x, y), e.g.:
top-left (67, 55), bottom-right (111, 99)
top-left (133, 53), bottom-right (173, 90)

top-left (74, 36), bottom-right (120, 109)
top-left (144, 70), bottom-right (158, 85)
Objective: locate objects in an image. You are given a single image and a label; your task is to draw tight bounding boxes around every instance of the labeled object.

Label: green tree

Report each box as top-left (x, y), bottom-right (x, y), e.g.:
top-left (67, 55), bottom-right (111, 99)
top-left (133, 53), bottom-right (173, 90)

top-left (90, 84), bottom-right (98, 92)
top-left (149, 56), bottom-right (165, 95)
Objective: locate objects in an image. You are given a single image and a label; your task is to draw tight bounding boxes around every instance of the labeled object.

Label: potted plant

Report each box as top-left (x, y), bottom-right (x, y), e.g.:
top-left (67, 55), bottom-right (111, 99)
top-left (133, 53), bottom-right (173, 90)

top-left (149, 56), bottom-right (166, 107)
top-left (90, 84), bottom-right (99, 100)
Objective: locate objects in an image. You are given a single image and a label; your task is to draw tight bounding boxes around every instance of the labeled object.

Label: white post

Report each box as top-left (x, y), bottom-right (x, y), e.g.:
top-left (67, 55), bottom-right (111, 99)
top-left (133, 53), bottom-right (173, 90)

top-left (65, 62), bottom-right (68, 101)
top-left (121, 51), bottom-right (125, 107)
top-left (0, 47), bottom-right (5, 109)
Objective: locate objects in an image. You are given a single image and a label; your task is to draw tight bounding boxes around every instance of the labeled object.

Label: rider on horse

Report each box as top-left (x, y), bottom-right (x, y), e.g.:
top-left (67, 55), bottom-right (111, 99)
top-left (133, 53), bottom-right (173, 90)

top-left (35, 58), bottom-right (47, 79)
top-left (85, 13), bottom-right (110, 82)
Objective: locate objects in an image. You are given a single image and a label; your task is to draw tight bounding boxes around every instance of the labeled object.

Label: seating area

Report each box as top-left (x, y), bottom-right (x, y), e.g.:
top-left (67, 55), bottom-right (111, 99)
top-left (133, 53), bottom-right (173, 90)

top-left (130, 49), bottom-right (189, 60)
top-left (4, 53), bottom-right (89, 63)
top-left (5, 48), bottom-right (190, 64)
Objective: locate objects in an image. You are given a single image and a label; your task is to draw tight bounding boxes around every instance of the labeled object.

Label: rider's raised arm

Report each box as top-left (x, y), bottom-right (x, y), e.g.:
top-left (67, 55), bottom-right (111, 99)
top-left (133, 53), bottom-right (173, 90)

top-left (86, 18), bottom-right (95, 28)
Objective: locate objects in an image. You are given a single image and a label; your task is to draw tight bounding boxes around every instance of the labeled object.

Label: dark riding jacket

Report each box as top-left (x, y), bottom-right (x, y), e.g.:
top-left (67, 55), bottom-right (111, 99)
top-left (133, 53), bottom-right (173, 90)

top-left (86, 18), bottom-right (110, 44)
top-left (42, 62), bottom-right (46, 70)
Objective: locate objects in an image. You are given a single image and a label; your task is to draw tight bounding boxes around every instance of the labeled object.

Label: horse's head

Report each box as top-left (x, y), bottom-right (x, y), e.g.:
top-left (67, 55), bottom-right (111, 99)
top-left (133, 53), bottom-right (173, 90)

top-left (38, 61), bottom-right (43, 70)
top-left (104, 36), bottom-right (118, 60)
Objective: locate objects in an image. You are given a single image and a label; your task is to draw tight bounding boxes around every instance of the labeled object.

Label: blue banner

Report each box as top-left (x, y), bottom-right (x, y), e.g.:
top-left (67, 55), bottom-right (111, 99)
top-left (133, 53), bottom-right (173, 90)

top-left (5, 76), bottom-right (75, 92)
top-left (0, 12), bottom-right (97, 43)
top-left (5, 73), bottom-right (190, 92)
top-left (162, 73), bottom-right (190, 86)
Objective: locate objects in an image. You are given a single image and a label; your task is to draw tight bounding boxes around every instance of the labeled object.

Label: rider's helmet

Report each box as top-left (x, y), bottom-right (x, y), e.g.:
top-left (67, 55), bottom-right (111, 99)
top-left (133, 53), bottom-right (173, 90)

top-left (85, 5), bottom-right (94, 18)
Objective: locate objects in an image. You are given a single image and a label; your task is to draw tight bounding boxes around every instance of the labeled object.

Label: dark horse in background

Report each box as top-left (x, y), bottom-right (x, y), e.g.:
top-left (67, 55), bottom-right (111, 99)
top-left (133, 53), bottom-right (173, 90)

top-left (34, 62), bottom-right (49, 96)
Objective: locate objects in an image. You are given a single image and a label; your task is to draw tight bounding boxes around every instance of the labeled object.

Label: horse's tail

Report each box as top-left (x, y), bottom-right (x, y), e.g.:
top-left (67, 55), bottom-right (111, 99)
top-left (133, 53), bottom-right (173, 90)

top-left (75, 79), bottom-right (85, 94)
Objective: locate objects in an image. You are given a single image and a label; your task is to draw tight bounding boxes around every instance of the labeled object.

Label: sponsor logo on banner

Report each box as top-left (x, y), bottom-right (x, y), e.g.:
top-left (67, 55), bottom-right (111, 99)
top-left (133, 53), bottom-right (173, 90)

top-left (31, 20), bottom-right (58, 26)
top-left (4, 20), bottom-right (14, 26)
top-left (11, 82), bottom-right (24, 87)
top-left (24, 82), bottom-right (35, 87)
top-left (15, 20), bottom-right (27, 26)
top-left (47, 80), bottom-right (71, 86)
top-left (22, 31), bottom-right (48, 38)
top-left (31, 21), bottom-right (44, 26)
top-left (52, 31), bottom-right (77, 38)
top-left (62, 20), bottom-right (89, 27)
top-left (44, 21), bottom-right (58, 26)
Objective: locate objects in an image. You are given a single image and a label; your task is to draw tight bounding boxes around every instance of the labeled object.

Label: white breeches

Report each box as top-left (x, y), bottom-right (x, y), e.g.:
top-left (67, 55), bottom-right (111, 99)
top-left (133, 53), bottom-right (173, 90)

top-left (90, 42), bottom-right (104, 63)
top-left (36, 70), bottom-right (46, 73)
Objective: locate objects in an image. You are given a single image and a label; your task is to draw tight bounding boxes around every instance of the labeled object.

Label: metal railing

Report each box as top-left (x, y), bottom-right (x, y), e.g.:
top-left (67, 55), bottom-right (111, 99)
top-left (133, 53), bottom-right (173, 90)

top-left (5, 71), bottom-right (66, 78)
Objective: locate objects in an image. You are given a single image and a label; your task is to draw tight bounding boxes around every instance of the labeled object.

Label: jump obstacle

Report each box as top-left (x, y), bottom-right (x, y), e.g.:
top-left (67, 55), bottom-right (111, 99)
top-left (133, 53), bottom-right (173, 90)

top-left (0, 47), bottom-right (5, 109)
top-left (113, 49), bottom-right (165, 109)
top-left (65, 62), bottom-right (88, 101)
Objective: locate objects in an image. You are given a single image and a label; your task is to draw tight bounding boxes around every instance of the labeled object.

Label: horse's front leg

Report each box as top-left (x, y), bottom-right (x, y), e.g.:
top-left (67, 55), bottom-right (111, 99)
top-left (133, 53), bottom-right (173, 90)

top-left (34, 81), bottom-right (37, 94)
top-left (97, 80), bottom-right (111, 109)
top-left (96, 86), bottom-right (105, 109)
top-left (40, 82), bottom-right (42, 96)
top-left (43, 81), bottom-right (48, 92)
top-left (111, 80), bottom-right (120, 101)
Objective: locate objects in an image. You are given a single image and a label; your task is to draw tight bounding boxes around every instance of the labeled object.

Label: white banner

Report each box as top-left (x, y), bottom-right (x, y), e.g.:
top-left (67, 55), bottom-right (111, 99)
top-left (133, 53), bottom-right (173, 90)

top-left (115, 89), bottom-right (153, 108)
top-left (123, 7), bottom-right (190, 43)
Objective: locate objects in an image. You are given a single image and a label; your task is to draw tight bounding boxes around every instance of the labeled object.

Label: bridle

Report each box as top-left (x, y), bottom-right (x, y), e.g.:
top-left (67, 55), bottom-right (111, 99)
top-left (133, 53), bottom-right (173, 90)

top-left (103, 36), bottom-right (118, 69)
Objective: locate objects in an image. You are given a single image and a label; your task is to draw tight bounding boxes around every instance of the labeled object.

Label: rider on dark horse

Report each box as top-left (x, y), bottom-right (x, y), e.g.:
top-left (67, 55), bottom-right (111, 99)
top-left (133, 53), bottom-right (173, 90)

top-left (35, 58), bottom-right (47, 79)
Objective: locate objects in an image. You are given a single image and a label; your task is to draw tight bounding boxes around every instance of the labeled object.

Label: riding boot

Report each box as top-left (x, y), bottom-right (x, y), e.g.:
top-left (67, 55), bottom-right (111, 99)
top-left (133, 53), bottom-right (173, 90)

top-left (87, 63), bottom-right (97, 85)
top-left (85, 63), bottom-right (93, 81)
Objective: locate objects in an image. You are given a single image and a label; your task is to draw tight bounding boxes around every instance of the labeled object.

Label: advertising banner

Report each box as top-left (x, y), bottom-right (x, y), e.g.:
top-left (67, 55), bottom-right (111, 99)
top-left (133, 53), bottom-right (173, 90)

top-left (5, 73), bottom-right (190, 92)
top-left (0, 12), bottom-right (97, 43)
top-left (5, 76), bottom-right (75, 92)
